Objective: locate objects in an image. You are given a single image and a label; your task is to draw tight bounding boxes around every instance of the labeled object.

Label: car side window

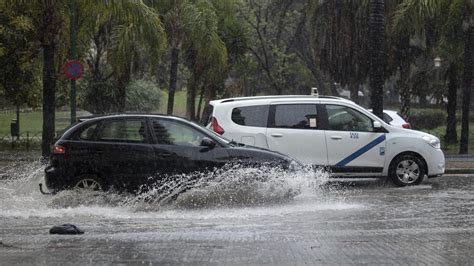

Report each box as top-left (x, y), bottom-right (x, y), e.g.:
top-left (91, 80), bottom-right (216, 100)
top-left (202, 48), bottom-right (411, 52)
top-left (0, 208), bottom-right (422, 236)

top-left (78, 123), bottom-right (98, 140)
top-left (270, 104), bottom-right (318, 129)
top-left (326, 105), bottom-right (373, 132)
top-left (152, 119), bottom-right (207, 147)
top-left (97, 119), bottom-right (147, 143)
top-left (231, 105), bottom-right (269, 127)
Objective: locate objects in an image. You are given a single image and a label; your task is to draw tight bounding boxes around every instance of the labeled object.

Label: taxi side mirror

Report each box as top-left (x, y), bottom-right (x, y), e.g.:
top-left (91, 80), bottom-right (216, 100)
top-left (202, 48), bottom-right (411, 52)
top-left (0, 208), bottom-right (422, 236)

top-left (373, 121), bottom-right (387, 133)
top-left (373, 121), bottom-right (382, 129)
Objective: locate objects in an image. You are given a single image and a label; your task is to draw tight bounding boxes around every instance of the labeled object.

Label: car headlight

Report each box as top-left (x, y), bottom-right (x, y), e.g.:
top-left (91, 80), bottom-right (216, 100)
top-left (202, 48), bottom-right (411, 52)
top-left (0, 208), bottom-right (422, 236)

top-left (422, 136), bottom-right (441, 149)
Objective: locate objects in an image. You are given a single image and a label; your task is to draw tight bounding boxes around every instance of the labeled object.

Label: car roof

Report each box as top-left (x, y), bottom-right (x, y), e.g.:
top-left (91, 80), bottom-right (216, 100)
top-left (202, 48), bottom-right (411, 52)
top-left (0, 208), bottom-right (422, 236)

top-left (77, 113), bottom-right (190, 123)
top-left (209, 95), bottom-right (354, 105)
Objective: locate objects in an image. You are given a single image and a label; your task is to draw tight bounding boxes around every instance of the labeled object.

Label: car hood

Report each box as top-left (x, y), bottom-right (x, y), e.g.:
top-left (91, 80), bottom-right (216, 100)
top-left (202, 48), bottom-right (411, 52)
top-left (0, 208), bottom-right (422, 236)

top-left (226, 144), bottom-right (301, 164)
top-left (388, 126), bottom-right (439, 140)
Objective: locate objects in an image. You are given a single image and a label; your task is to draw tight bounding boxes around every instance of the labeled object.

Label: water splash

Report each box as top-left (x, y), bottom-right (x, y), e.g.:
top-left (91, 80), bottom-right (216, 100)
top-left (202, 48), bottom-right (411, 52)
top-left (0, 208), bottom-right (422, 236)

top-left (0, 160), bottom-right (360, 219)
top-left (123, 164), bottom-right (332, 211)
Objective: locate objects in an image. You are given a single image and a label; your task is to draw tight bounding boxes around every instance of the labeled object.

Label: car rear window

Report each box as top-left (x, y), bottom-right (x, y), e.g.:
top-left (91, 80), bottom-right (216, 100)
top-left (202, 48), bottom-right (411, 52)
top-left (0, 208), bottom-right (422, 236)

top-left (79, 123), bottom-right (98, 140)
top-left (269, 104), bottom-right (318, 129)
top-left (231, 105), bottom-right (269, 127)
top-left (383, 112), bottom-right (393, 123)
top-left (97, 119), bottom-right (147, 143)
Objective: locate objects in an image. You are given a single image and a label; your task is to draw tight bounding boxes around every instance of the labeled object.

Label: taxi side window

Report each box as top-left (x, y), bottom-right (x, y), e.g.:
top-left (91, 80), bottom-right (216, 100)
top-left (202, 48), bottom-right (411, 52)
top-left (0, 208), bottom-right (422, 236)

top-left (269, 104), bottom-right (318, 129)
top-left (231, 105), bottom-right (269, 127)
top-left (326, 105), bottom-right (373, 132)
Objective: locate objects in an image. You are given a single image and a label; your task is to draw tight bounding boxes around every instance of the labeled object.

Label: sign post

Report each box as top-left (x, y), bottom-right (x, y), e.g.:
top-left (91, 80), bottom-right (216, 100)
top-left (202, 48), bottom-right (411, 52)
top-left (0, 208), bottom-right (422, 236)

top-left (63, 59), bottom-right (83, 124)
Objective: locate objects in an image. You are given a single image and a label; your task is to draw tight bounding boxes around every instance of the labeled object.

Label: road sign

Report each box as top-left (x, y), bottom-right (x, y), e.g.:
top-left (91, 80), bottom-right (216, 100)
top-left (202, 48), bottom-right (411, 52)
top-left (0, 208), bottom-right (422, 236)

top-left (63, 60), bottom-right (84, 80)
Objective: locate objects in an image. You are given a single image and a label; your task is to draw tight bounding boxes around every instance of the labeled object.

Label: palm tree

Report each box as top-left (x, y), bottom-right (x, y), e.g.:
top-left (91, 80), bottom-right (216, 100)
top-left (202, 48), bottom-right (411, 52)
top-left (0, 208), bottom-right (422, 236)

top-left (9, 0), bottom-right (164, 157)
top-left (153, 0), bottom-right (194, 115)
top-left (459, 5), bottom-right (474, 154)
top-left (369, 0), bottom-right (386, 119)
top-left (392, 0), bottom-right (444, 127)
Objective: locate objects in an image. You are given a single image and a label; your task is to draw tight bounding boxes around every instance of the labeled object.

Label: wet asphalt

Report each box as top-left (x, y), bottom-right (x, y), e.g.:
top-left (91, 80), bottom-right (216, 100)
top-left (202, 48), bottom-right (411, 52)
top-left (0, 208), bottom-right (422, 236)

top-left (0, 174), bottom-right (473, 265)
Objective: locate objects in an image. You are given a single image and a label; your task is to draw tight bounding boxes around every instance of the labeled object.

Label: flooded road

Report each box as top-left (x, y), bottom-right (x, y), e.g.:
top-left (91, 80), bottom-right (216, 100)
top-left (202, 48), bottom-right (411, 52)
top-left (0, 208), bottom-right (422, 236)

top-left (0, 161), bottom-right (473, 265)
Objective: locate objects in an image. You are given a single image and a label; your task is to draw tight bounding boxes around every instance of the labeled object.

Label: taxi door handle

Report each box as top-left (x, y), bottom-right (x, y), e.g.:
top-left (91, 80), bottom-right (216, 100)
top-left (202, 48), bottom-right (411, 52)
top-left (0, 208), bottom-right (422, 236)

top-left (271, 133), bottom-right (283, 138)
top-left (330, 135), bottom-right (342, 140)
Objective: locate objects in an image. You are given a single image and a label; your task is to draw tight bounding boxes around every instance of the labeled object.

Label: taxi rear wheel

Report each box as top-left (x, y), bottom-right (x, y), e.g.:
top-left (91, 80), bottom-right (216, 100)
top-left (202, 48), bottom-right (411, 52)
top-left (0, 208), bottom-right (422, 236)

top-left (389, 154), bottom-right (425, 186)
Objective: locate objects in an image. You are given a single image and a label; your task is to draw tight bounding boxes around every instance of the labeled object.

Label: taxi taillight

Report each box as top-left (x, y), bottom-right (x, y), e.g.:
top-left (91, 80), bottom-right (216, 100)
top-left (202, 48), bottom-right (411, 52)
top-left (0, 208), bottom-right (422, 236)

top-left (52, 145), bottom-right (66, 154)
top-left (402, 123), bottom-right (411, 129)
top-left (211, 117), bottom-right (225, 135)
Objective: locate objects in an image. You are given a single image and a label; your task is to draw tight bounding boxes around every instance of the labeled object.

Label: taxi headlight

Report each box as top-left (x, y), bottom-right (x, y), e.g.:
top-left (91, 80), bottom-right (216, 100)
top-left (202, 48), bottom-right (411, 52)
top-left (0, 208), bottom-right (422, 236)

top-left (422, 136), bottom-right (441, 149)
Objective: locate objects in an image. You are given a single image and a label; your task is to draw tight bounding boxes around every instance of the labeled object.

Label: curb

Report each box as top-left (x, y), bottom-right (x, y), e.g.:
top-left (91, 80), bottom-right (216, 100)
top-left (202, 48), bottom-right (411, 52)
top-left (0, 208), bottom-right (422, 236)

top-left (445, 168), bottom-right (474, 175)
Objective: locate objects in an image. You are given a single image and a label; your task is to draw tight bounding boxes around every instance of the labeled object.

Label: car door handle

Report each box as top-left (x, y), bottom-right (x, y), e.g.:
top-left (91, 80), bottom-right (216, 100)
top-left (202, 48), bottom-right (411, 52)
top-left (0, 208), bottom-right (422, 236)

top-left (330, 135), bottom-right (342, 140)
top-left (270, 133), bottom-right (283, 138)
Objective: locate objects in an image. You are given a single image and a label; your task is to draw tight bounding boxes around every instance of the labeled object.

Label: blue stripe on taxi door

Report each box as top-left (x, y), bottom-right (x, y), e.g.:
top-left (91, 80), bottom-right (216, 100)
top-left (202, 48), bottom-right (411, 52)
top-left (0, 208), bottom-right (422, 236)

top-left (335, 134), bottom-right (386, 167)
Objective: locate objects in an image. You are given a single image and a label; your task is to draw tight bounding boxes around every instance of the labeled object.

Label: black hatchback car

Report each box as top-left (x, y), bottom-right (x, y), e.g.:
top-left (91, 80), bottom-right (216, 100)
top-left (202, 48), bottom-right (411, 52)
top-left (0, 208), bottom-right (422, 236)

top-left (44, 114), bottom-right (299, 193)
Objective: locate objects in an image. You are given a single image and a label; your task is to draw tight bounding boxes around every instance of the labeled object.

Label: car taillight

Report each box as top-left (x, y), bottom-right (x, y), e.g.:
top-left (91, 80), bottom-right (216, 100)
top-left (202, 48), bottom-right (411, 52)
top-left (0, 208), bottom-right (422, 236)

top-left (402, 123), bottom-right (410, 129)
top-left (52, 145), bottom-right (66, 154)
top-left (211, 117), bottom-right (225, 135)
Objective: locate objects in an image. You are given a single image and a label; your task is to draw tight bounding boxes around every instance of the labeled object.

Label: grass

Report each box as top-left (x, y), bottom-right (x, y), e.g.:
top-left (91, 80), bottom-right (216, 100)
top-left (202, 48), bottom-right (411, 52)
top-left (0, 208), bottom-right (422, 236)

top-left (0, 89), bottom-right (190, 137)
top-left (424, 123), bottom-right (474, 154)
top-left (157, 90), bottom-right (188, 116)
top-left (0, 111), bottom-right (71, 137)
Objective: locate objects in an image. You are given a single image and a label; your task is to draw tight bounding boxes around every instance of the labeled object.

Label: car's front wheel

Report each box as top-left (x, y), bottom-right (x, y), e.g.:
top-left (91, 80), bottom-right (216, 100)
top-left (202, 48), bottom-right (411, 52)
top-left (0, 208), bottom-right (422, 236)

top-left (389, 154), bottom-right (426, 186)
top-left (74, 175), bottom-right (105, 191)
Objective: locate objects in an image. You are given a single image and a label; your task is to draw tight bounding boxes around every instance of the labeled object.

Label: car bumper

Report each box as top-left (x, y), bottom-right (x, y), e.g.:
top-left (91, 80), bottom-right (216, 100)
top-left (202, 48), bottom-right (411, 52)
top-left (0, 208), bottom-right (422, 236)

top-left (44, 165), bottom-right (69, 192)
top-left (426, 149), bottom-right (445, 177)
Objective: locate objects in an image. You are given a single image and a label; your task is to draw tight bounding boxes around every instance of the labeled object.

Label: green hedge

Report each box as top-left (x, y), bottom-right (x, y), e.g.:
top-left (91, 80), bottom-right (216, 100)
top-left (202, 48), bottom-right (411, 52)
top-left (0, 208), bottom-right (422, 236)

top-left (409, 109), bottom-right (446, 130)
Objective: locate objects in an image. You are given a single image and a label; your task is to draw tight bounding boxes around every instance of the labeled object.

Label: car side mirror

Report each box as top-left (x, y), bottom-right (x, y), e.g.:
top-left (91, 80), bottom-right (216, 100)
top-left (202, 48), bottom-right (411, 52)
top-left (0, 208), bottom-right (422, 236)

top-left (200, 137), bottom-right (216, 149)
top-left (373, 121), bottom-right (386, 133)
top-left (373, 121), bottom-right (382, 129)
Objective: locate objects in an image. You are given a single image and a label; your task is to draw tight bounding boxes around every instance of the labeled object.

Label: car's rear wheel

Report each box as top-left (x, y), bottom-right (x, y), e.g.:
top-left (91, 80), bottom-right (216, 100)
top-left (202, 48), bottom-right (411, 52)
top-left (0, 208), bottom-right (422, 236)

top-left (74, 175), bottom-right (105, 191)
top-left (389, 154), bottom-right (425, 186)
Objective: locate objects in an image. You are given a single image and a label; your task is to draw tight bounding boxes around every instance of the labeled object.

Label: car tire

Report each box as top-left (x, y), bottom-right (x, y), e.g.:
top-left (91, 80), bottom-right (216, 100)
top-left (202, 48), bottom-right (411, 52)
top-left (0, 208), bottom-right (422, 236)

top-left (73, 175), bottom-right (106, 191)
top-left (389, 154), bottom-right (426, 186)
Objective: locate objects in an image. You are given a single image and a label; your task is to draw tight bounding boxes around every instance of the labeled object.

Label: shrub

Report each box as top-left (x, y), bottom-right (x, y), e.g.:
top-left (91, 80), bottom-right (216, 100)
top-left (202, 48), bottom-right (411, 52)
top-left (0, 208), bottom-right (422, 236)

top-left (126, 79), bottom-right (162, 113)
top-left (409, 109), bottom-right (446, 130)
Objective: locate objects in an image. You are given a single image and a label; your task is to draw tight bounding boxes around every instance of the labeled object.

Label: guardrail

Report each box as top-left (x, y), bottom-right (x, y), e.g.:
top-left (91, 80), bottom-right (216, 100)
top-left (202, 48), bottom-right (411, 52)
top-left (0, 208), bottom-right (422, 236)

top-left (0, 132), bottom-right (42, 151)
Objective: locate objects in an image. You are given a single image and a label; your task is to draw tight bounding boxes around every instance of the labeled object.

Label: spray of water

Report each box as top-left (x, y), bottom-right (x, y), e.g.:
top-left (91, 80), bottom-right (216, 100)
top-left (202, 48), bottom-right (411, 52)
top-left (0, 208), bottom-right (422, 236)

top-left (122, 164), bottom-right (332, 211)
top-left (0, 160), bottom-right (360, 219)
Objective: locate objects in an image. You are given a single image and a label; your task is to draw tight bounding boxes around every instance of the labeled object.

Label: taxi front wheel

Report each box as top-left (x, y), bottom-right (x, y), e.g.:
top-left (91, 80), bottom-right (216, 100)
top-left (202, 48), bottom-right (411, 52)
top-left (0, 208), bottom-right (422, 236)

top-left (389, 154), bottom-right (426, 186)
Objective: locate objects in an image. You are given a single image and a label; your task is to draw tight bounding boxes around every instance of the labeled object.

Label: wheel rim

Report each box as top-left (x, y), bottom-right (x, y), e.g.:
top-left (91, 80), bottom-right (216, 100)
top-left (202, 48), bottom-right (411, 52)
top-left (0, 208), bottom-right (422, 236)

top-left (75, 178), bottom-right (102, 191)
top-left (395, 159), bottom-right (420, 184)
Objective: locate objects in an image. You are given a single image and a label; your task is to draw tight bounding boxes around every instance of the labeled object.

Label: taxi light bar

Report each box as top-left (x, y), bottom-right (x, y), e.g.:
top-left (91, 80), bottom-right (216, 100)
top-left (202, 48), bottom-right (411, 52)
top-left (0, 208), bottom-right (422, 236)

top-left (211, 117), bottom-right (225, 135)
top-left (52, 145), bottom-right (66, 154)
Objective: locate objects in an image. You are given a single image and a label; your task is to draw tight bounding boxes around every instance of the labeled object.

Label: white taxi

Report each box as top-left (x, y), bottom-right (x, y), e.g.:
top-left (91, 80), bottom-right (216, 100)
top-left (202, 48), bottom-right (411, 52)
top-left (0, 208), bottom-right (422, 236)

top-left (202, 95), bottom-right (445, 186)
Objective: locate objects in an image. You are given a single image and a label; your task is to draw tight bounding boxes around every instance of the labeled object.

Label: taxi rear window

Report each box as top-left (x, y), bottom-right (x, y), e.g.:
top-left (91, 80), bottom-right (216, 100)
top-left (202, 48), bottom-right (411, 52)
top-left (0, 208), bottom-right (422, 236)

top-left (231, 105), bottom-right (269, 127)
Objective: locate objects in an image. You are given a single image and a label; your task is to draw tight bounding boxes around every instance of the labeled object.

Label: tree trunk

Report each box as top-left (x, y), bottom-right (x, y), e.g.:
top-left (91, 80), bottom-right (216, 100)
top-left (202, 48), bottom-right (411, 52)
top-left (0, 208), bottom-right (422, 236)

top-left (460, 23), bottom-right (474, 154)
top-left (186, 80), bottom-right (197, 121)
top-left (399, 65), bottom-right (410, 121)
top-left (444, 65), bottom-right (458, 144)
top-left (41, 44), bottom-right (56, 158)
top-left (116, 71), bottom-right (129, 113)
top-left (167, 47), bottom-right (180, 115)
top-left (368, 0), bottom-right (385, 119)
top-left (196, 85), bottom-right (205, 121)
